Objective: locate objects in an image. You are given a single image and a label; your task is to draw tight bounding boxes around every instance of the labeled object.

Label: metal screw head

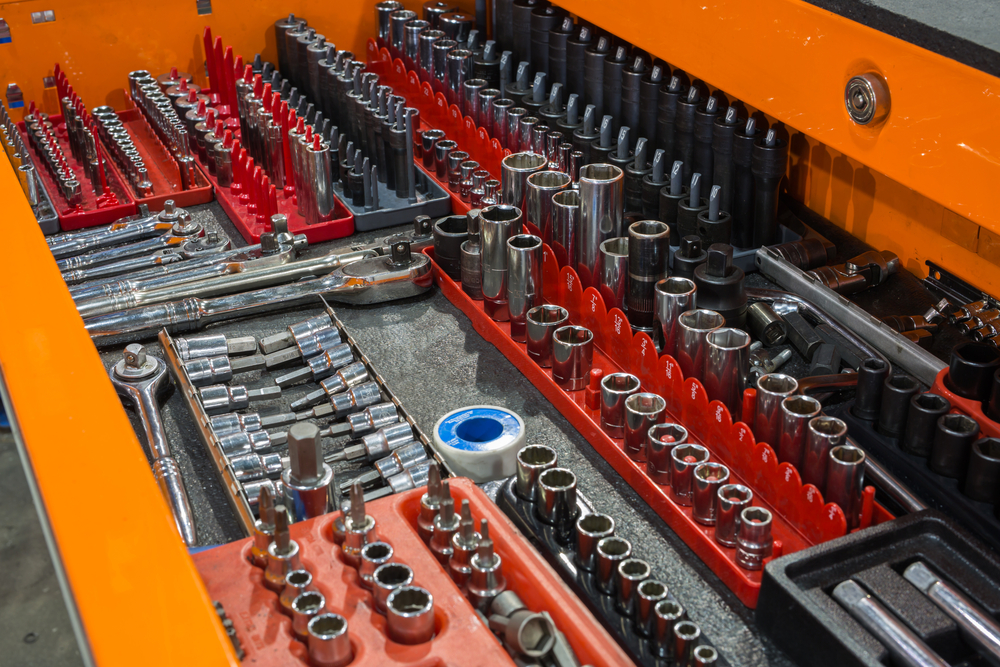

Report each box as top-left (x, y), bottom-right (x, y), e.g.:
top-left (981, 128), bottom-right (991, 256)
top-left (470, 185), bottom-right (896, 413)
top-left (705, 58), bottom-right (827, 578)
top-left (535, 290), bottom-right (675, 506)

top-left (124, 343), bottom-right (146, 368)
top-left (845, 73), bottom-right (889, 125)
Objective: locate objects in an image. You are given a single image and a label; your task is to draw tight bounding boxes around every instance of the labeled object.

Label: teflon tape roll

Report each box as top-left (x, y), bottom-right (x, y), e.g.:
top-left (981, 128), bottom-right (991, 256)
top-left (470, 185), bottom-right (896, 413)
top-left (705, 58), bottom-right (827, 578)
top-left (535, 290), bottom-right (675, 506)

top-left (432, 405), bottom-right (526, 482)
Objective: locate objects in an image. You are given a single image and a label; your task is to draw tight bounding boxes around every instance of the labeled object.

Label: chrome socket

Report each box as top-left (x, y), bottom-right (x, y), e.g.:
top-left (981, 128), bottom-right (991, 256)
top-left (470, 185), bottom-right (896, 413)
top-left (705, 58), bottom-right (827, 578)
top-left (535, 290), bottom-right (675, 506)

top-left (480, 203), bottom-right (524, 322)
top-left (703, 327), bottom-right (751, 421)
top-left (669, 444), bottom-right (710, 506)
top-left (616, 558), bottom-right (652, 616)
top-left (635, 579), bottom-right (669, 637)
top-left (307, 613), bottom-right (353, 667)
top-left (535, 468), bottom-right (578, 541)
top-left (599, 236), bottom-right (629, 313)
top-left (507, 233), bottom-right (544, 341)
top-left (692, 462), bottom-right (731, 525)
top-left (515, 444), bottom-right (558, 501)
top-left (386, 586), bottom-right (435, 644)
top-left (358, 542), bottom-right (393, 589)
top-left (646, 423), bottom-right (689, 485)
top-left (577, 163), bottom-right (624, 288)
top-left (575, 513), bottom-right (615, 571)
top-left (372, 562), bottom-right (414, 613)
top-left (753, 373), bottom-right (798, 449)
top-left (673, 620), bottom-right (702, 667)
top-left (714, 483), bottom-right (753, 548)
top-left (777, 395), bottom-right (823, 469)
top-left (600, 372), bottom-right (642, 438)
top-left (280, 569), bottom-right (315, 615)
top-left (652, 599), bottom-right (686, 660)
top-left (624, 392), bottom-right (666, 459)
top-left (800, 416), bottom-right (848, 490)
top-left (595, 536), bottom-right (632, 595)
top-left (291, 590), bottom-right (326, 641)
top-left (735, 506), bottom-right (773, 570)
top-left (550, 189), bottom-right (580, 269)
top-left (551, 325), bottom-right (594, 390)
top-left (825, 444), bottom-right (866, 529)
top-left (676, 309), bottom-right (725, 381)
top-left (526, 169), bottom-right (571, 246)
top-left (526, 304), bottom-right (569, 367)
top-left (500, 151), bottom-right (547, 211)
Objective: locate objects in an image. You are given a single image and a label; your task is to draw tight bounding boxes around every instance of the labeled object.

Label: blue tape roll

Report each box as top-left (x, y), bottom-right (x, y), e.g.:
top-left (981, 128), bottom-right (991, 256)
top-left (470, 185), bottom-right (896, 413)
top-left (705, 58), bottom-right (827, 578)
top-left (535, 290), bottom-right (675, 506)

top-left (432, 406), bottom-right (526, 481)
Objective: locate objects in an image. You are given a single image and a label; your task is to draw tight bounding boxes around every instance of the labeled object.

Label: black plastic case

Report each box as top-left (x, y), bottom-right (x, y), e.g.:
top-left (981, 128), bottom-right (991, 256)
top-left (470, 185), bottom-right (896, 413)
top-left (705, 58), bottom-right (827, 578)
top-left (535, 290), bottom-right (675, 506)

top-left (756, 510), bottom-right (1000, 667)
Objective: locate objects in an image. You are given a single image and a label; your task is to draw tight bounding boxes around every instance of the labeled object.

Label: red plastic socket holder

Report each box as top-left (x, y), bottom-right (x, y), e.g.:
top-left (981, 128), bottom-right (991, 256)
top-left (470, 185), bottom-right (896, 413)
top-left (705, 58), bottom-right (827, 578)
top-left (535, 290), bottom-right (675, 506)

top-left (192, 477), bottom-right (632, 666)
top-left (423, 245), bottom-right (892, 607)
top-left (931, 367), bottom-right (999, 438)
top-left (16, 115), bottom-right (136, 230)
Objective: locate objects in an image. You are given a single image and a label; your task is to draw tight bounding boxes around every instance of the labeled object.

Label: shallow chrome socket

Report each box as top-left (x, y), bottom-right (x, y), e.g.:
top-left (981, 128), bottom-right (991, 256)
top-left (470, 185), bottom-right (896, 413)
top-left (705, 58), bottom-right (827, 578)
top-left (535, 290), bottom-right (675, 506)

top-left (735, 506), bottom-right (773, 570)
top-left (624, 392), bottom-right (666, 459)
top-left (526, 305), bottom-right (569, 367)
top-left (635, 579), bottom-right (669, 637)
top-left (480, 203), bottom-right (524, 321)
top-left (616, 558), bottom-right (652, 617)
top-left (280, 569), bottom-right (315, 616)
top-left (595, 536), bottom-right (632, 595)
top-left (646, 423), bottom-right (689, 485)
top-left (501, 151), bottom-right (547, 210)
top-left (291, 591), bottom-right (326, 641)
top-left (386, 586), bottom-right (435, 644)
top-left (576, 513), bottom-right (615, 571)
top-left (670, 444), bottom-right (710, 506)
top-left (777, 394), bottom-right (822, 469)
top-left (551, 325), bottom-right (594, 390)
top-left (652, 599), bottom-right (686, 660)
top-left (692, 462), bottom-right (731, 526)
top-left (516, 444), bottom-right (558, 501)
top-left (674, 620), bottom-right (702, 666)
top-left (676, 309), bottom-right (724, 381)
top-left (359, 542), bottom-right (394, 589)
top-left (307, 613), bottom-right (353, 667)
top-left (536, 468), bottom-right (577, 540)
top-left (600, 372), bottom-right (642, 437)
top-left (714, 483), bottom-right (753, 548)
top-left (801, 416), bottom-right (848, 490)
top-left (372, 562), bottom-right (414, 613)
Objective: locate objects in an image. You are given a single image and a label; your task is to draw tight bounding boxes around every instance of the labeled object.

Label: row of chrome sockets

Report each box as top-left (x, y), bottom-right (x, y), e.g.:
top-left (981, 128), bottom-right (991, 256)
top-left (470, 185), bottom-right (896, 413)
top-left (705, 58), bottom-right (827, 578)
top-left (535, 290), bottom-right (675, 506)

top-left (514, 444), bottom-right (719, 666)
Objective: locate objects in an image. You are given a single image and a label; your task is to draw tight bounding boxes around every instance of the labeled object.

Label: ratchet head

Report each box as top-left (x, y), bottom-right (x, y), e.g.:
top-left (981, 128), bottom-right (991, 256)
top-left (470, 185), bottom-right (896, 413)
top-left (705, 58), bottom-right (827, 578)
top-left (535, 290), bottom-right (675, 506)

top-left (111, 343), bottom-right (168, 392)
top-left (321, 244), bottom-right (433, 305)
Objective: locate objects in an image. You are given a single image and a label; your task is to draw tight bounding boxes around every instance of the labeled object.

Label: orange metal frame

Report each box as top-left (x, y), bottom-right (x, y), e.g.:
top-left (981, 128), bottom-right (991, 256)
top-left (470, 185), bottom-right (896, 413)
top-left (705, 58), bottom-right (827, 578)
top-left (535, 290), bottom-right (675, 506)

top-left (1, 0), bottom-right (999, 663)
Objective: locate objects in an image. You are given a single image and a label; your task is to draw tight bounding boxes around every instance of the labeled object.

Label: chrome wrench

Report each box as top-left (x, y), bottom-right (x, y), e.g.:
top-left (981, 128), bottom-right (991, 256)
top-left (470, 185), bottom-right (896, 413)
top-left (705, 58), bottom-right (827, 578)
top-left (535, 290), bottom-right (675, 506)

top-left (109, 344), bottom-right (198, 546)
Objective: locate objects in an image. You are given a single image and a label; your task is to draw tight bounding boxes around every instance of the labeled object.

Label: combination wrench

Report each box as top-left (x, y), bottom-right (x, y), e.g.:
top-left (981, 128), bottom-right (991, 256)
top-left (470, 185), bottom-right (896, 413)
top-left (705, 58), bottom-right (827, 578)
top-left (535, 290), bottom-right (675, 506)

top-left (110, 344), bottom-right (198, 546)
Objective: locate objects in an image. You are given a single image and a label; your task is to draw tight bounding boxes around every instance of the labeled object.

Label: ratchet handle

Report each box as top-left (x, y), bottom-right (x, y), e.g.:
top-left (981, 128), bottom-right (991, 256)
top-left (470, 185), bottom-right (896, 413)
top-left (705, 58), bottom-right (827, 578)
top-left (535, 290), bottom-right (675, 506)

top-left (136, 385), bottom-right (173, 460)
top-left (151, 457), bottom-right (198, 546)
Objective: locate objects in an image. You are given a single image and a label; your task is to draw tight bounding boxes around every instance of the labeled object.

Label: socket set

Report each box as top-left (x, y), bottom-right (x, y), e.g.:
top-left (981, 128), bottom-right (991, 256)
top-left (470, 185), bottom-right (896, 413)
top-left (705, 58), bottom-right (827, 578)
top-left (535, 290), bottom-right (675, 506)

top-left (192, 476), bottom-right (632, 666)
top-left (496, 444), bottom-right (725, 666)
top-left (756, 510), bottom-right (1000, 667)
top-left (158, 301), bottom-right (438, 537)
top-left (425, 238), bottom-right (894, 607)
top-left (1, 101), bottom-right (60, 233)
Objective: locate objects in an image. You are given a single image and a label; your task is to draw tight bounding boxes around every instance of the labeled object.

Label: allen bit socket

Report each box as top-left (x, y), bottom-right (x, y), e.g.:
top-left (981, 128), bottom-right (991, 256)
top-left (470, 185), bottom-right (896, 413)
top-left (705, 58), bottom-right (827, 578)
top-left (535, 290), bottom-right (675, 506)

top-left (647, 423), bottom-right (689, 485)
top-left (176, 333), bottom-right (257, 360)
top-left (515, 443), bottom-right (558, 501)
top-left (507, 233), bottom-right (543, 341)
top-left (595, 536), bottom-right (632, 595)
top-left (753, 373), bottom-right (798, 449)
top-left (468, 519), bottom-right (507, 611)
top-left (259, 312), bottom-right (336, 354)
top-left (291, 591), bottom-right (326, 642)
top-left (387, 586), bottom-right (435, 644)
top-left (273, 342), bottom-right (354, 388)
top-left (373, 562), bottom-right (414, 614)
top-left (670, 444), bottom-right (710, 506)
top-left (330, 422), bottom-right (415, 465)
top-left (777, 395), bottom-right (822, 469)
top-left (583, 35), bottom-right (610, 118)
top-left (280, 569), bottom-right (316, 616)
top-left (310, 381), bottom-right (382, 421)
top-left (928, 414), bottom-right (979, 478)
top-left (357, 442), bottom-right (428, 489)
top-left (183, 354), bottom-right (266, 387)
top-left (230, 452), bottom-right (285, 482)
top-left (358, 542), bottom-right (393, 590)
top-left (902, 393), bottom-right (951, 456)
top-left (430, 482), bottom-right (461, 564)
top-left (825, 445), bottom-right (865, 529)
top-left (249, 485), bottom-right (276, 567)
top-left (449, 500), bottom-right (481, 587)
top-left (536, 467), bottom-right (577, 542)
top-left (600, 373), bottom-right (642, 438)
top-left (703, 327), bottom-right (751, 421)
top-left (342, 481), bottom-right (377, 567)
top-left (616, 558), bottom-right (652, 617)
top-left (217, 429), bottom-right (274, 458)
top-left (675, 309), bottom-right (724, 381)
top-left (346, 402), bottom-right (400, 438)
top-left (199, 383), bottom-right (281, 415)
top-left (832, 580), bottom-right (951, 667)
top-left (571, 104), bottom-right (598, 163)
top-left (675, 86), bottom-right (701, 181)
top-left (677, 172), bottom-right (708, 240)
top-left (801, 416), bottom-right (848, 490)
top-left (903, 561), bottom-right (1000, 667)
top-left (652, 599), bottom-right (686, 660)
top-left (368, 461), bottom-right (434, 500)
top-left (264, 505), bottom-right (303, 591)
top-left (290, 361), bottom-right (370, 411)
top-left (692, 462), bottom-right (731, 525)
top-left (418, 464), bottom-right (444, 542)
top-left (599, 237), bottom-right (629, 313)
top-left (693, 96), bottom-right (721, 191)
top-left (307, 613), bottom-right (353, 667)
top-left (697, 185), bottom-right (732, 245)
top-left (624, 393), bottom-right (666, 459)
top-left (282, 423), bottom-right (334, 521)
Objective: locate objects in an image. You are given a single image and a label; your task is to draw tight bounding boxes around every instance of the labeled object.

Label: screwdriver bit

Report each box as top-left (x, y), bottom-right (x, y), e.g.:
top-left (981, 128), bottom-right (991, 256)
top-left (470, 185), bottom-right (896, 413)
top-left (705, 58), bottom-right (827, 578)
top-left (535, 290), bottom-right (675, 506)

top-left (289, 361), bottom-right (370, 411)
top-left (418, 463), bottom-right (444, 543)
top-left (448, 500), bottom-right (481, 586)
top-left (250, 485), bottom-right (275, 567)
top-left (431, 484), bottom-right (461, 564)
top-left (343, 481), bottom-right (377, 567)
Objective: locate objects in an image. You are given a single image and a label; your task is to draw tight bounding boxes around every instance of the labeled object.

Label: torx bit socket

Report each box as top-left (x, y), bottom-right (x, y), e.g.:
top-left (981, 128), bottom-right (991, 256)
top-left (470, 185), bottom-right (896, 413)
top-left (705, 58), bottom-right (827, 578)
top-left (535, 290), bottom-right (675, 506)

top-left (199, 383), bottom-right (281, 414)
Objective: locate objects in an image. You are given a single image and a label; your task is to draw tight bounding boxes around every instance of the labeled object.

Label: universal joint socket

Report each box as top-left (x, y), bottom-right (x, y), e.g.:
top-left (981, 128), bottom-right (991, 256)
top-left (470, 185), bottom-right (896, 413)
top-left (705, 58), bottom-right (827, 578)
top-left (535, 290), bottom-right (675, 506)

top-left (693, 244), bottom-right (746, 328)
top-left (282, 422), bottom-right (333, 521)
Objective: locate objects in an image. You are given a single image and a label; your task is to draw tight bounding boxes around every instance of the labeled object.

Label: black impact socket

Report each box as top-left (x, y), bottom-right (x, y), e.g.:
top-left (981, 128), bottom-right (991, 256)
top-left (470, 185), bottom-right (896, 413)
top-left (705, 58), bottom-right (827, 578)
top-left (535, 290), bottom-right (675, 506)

top-left (946, 342), bottom-right (1000, 402)
top-left (673, 236), bottom-right (707, 279)
top-left (625, 137), bottom-right (651, 213)
top-left (511, 0), bottom-right (540, 69)
top-left (677, 173), bottom-right (708, 239)
top-left (964, 438), bottom-right (1000, 504)
top-left (929, 414), bottom-right (980, 478)
top-left (473, 41), bottom-right (501, 89)
top-left (538, 84), bottom-right (566, 125)
top-left (620, 53), bottom-right (647, 150)
top-left (555, 93), bottom-right (582, 135)
top-left (530, 5), bottom-right (563, 78)
top-left (693, 244), bottom-right (747, 327)
top-left (656, 75), bottom-right (685, 163)
top-left (602, 45), bottom-right (629, 136)
top-left (674, 86), bottom-right (701, 182)
top-left (659, 159), bottom-right (686, 240)
top-left (583, 35), bottom-right (610, 119)
top-left (642, 149), bottom-right (669, 220)
top-left (696, 185), bottom-right (732, 246)
top-left (987, 368), bottom-right (1000, 423)
top-left (783, 311), bottom-right (823, 361)
top-left (901, 392), bottom-right (951, 457)
top-left (565, 24), bottom-right (592, 100)
top-left (520, 73), bottom-right (549, 117)
top-left (692, 95), bottom-right (721, 193)
top-left (809, 343), bottom-right (840, 376)
top-left (609, 126), bottom-right (634, 171)
top-left (572, 104), bottom-right (599, 164)
top-left (853, 357), bottom-right (890, 421)
top-left (590, 114), bottom-right (617, 164)
top-left (505, 60), bottom-right (533, 103)
top-left (751, 128), bottom-right (789, 247)
top-left (547, 16), bottom-right (574, 88)
top-left (712, 106), bottom-right (741, 215)
top-left (815, 324), bottom-right (864, 370)
top-left (433, 214), bottom-right (469, 279)
top-left (731, 117), bottom-right (762, 248)
top-left (639, 61), bottom-right (665, 151)
top-left (877, 374), bottom-right (921, 439)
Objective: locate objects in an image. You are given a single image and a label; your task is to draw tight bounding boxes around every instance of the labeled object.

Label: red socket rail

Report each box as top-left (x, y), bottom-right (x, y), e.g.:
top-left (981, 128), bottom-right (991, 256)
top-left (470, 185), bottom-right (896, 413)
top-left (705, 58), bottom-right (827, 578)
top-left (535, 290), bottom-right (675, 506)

top-left (199, 28), bottom-right (354, 244)
top-left (193, 477), bottom-right (632, 666)
top-left (423, 245), bottom-right (893, 608)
